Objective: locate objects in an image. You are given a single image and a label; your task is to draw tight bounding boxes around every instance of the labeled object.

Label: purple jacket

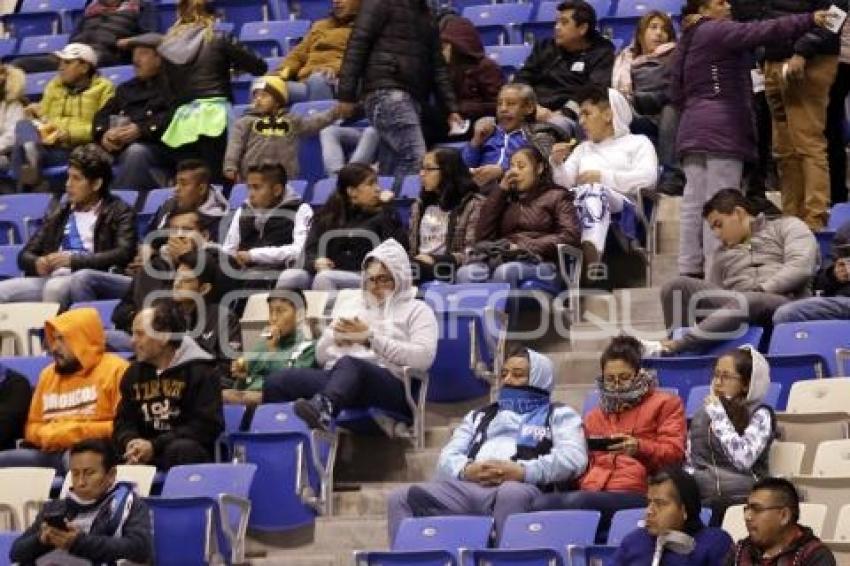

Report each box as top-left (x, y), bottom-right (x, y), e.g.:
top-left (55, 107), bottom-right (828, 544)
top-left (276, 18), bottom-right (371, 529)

top-left (670, 13), bottom-right (814, 161)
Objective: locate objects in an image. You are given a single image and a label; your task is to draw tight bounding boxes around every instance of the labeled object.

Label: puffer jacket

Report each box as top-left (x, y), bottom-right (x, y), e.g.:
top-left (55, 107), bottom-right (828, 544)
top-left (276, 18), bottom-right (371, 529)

top-left (158, 26), bottom-right (266, 105)
top-left (0, 65), bottom-right (25, 154)
top-left (337, 0), bottom-right (458, 110)
top-left (41, 75), bottom-right (115, 146)
top-left (277, 16), bottom-right (353, 81)
top-left (439, 16), bottom-right (503, 120)
top-left (708, 214), bottom-right (818, 298)
top-left (760, 0), bottom-right (841, 61)
top-left (409, 192), bottom-right (485, 264)
top-left (475, 183), bottom-right (580, 262)
top-left (18, 193), bottom-right (137, 276)
top-left (580, 388), bottom-right (686, 494)
top-left (71, 0), bottom-right (154, 68)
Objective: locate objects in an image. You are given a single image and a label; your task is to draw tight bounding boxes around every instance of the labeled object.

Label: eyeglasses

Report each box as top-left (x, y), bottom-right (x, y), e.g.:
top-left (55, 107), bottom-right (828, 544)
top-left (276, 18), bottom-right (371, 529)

top-left (743, 504), bottom-right (786, 515)
top-left (366, 274), bottom-right (394, 286)
top-left (712, 371), bottom-right (741, 383)
top-left (602, 373), bottom-right (635, 386)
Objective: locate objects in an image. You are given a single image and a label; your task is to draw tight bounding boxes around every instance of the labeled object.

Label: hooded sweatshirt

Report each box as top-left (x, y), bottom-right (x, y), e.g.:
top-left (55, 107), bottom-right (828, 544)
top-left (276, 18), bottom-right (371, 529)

top-left (112, 336), bottom-right (224, 459)
top-left (315, 238), bottom-right (438, 379)
top-left (688, 346), bottom-right (775, 503)
top-left (0, 65), bottom-right (24, 155)
top-left (553, 88), bottom-right (658, 198)
top-left (437, 349), bottom-right (588, 486)
top-left (25, 309), bottom-right (127, 452)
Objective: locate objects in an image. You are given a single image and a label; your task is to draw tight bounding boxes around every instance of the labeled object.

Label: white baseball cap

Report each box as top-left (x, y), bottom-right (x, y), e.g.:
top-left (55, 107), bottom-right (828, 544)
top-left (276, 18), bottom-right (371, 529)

top-left (53, 43), bottom-right (98, 67)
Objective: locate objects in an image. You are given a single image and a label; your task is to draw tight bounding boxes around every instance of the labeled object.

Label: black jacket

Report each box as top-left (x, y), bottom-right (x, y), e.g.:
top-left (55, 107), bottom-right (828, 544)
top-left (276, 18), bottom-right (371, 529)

top-left (515, 35), bottom-right (615, 112)
top-left (759, 0), bottom-right (842, 60)
top-left (92, 73), bottom-right (174, 144)
top-left (304, 205), bottom-right (408, 274)
top-left (70, 1), bottom-right (155, 68)
top-left (815, 222), bottom-right (850, 297)
top-left (181, 302), bottom-right (241, 388)
top-left (113, 337), bottom-right (224, 460)
top-left (11, 484), bottom-right (152, 566)
top-left (0, 368), bottom-right (31, 450)
top-left (18, 194), bottom-right (138, 276)
top-left (337, 0), bottom-right (458, 110)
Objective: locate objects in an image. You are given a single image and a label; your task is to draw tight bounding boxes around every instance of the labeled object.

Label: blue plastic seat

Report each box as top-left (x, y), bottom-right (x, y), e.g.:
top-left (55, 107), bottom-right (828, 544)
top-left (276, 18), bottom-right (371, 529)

top-left (294, 0), bottom-right (331, 21)
top-left (228, 403), bottom-right (334, 531)
top-left (605, 507), bottom-right (713, 546)
top-left (309, 177), bottom-right (336, 207)
top-left (355, 516), bottom-right (494, 565)
top-left (112, 189), bottom-right (140, 208)
top-left (522, 0), bottom-right (611, 42)
top-left (685, 383), bottom-right (782, 419)
top-left (0, 244), bottom-right (22, 280)
top-left (0, 355), bottom-right (52, 386)
top-left (0, 531), bottom-right (20, 566)
top-left (291, 100), bottom-right (337, 183)
top-left (463, 3), bottom-right (534, 45)
top-left (763, 353), bottom-right (823, 410)
top-left (100, 64), bottom-right (135, 86)
top-left (0, 38), bottom-right (18, 61)
top-left (16, 33), bottom-right (69, 58)
top-left (68, 300), bottom-right (120, 330)
top-left (215, 404), bottom-right (248, 461)
top-left (815, 230), bottom-right (836, 263)
top-left (485, 44), bottom-right (532, 75)
top-left (828, 202), bottom-right (850, 230)
top-left (769, 320), bottom-right (850, 378)
top-left (0, 193), bottom-right (52, 244)
top-left (2, 0), bottom-right (85, 37)
top-left (147, 463), bottom-right (256, 566)
top-left (229, 184), bottom-right (248, 209)
top-left (24, 70), bottom-right (54, 101)
top-left (136, 187), bottom-right (173, 237)
top-left (209, 0), bottom-right (269, 34)
top-left (239, 19), bottom-right (311, 57)
top-left (600, 0), bottom-right (680, 43)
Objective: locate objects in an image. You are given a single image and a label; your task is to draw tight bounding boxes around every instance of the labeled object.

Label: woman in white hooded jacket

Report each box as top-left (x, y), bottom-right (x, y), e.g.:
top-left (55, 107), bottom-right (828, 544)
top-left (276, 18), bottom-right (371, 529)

top-left (686, 345), bottom-right (775, 522)
top-left (0, 64), bottom-right (25, 174)
top-left (263, 238), bottom-right (438, 431)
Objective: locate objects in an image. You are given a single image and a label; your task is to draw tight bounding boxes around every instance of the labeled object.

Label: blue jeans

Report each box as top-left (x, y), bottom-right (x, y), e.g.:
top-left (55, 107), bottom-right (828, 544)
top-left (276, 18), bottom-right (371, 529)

top-left (320, 125), bottom-right (380, 175)
top-left (286, 72), bottom-right (335, 103)
top-left (773, 296), bottom-right (850, 324)
top-left (66, 270), bottom-right (131, 304)
top-left (0, 275), bottom-right (73, 307)
top-left (112, 142), bottom-right (172, 191)
top-left (0, 448), bottom-right (68, 473)
top-left (365, 89), bottom-right (427, 181)
top-left (533, 490), bottom-right (648, 544)
top-left (455, 261), bottom-right (557, 289)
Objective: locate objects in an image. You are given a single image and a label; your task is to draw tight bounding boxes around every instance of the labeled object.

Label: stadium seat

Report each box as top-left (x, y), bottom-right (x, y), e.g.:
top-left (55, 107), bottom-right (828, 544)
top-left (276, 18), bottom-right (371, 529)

top-left (0, 302), bottom-right (60, 356)
top-left (156, 0), bottom-right (179, 32)
top-left (355, 516), bottom-right (494, 565)
top-left (722, 502), bottom-right (826, 542)
top-left (764, 353), bottom-right (824, 410)
top-left (600, 0), bottom-right (680, 43)
top-left (228, 183), bottom-right (247, 209)
top-left (815, 230), bottom-right (835, 263)
top-left (210, 0), bottom-right (270, 33)
top-left (775, 412), bottom-right (849, 474)
top-left (828, 202), bottom-right (850, 230)
top-left (2, 0), bottom-right (85, 37)
top-left (16, 33), bottom-right (69, 58)
top-left (0, 355), bottom-right (51, 386)
top-left (463, 3), bottom-right (534, 45)
top-left (215, 404), bottom-right (247, 462)
top-left (811, 438), bottom-right (850, 477)
top-left (606, 507), bottom-right (713, 546)
top-left (786, 378), bottom-right (850, 415)
top-left (0, 244), bottom-right (22, 279)
top-left (421, 282), bottom-right (510, 402)
top-left (239, 291), bottom-right (327, 350)
top-left (833, 504), bottom-right (850, 541)
top-left (294, 0), bottom-right (331, 22)
top-left (0, 531), bottom-right (19, 566)
top-left (769, 441), bottom-right (806, 478)
top-left (794, 477), bottom-right (850, 540)
top-left (310, 176), bottom-right (336, 207)
top-left (231, 72), bottom-right (255, 105)
top-left (0, 467), bottom-right (55, 530)
top-left (136, 187), bottom-right (173, 236)
top-left (23, 70), bottom-right (53, 101)
top-left (0, 193), bottom-right (52, 244)
top-left (112, 189), bottom-right (140, 208)
top-left (485, 44), bottom-right (532, 75)
top-left (68, 300), bottom-right (120, 330)
top-left (147, 463), bottom-right (256, 565)
top-left (100, 64), bottom-right (135, 86)
top-left (228, 403), bottom-right (336, 530)
top-left (59, 465), bottom-right (158, 497)
top-left (522, 0), bottom-right (611, 42)
top-left (0, 38), bottom-right (17, 61)
top-left (468, 510), bottom-right (601, 565)
top-left (769, 320), bottom-right (850, 378)
top-left (582, 386), bottom-right (678, 416)
top-left (291, 100), bottom-right (337, 183)
top-left (231, 103), bottom-right (250, 118)
top-left (685, 383), bottom-right (781, 419)
top-left (239, 19), bottom-right (311, 57)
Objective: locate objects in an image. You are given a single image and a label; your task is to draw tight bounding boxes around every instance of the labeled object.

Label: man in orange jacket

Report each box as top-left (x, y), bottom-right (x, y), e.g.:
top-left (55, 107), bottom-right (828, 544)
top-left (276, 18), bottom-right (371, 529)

top-left (0, 308), bottom-right (127, 472)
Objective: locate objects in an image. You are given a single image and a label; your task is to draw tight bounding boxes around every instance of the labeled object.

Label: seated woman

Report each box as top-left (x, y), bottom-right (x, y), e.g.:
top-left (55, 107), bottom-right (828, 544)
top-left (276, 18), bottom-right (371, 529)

top-left (276, 163), bottom-right (408, 291)
top-left (264, 238), bottom-right (437, 431)
top-left (612, 10), bottom-right (684, 195)
top-left (410, 148), bottom-right (484, 283)
top-left (613, 467), bottom-right (733, 565)
top-left (534, 335), bottom-right (687, 543)
top-left (456, 146), bottom-right (580, 288)
top-left (688, 346), bottom-right (775, 523)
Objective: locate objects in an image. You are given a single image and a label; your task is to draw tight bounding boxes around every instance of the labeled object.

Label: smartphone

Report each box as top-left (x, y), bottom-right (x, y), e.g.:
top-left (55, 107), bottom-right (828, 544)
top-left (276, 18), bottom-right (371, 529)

top-left (43, 511), bottom-right (68, 530)
top-left (586, 436), bottom-right (619, 451)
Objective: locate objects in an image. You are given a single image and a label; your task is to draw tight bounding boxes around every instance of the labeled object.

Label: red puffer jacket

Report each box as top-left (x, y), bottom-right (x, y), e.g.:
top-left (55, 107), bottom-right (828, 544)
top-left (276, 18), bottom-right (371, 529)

top-left (580, 390), bottom-right (686, 494)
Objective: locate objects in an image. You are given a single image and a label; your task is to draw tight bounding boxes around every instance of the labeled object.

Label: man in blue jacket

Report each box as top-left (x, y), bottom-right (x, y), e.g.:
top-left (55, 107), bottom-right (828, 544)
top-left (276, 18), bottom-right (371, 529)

top-left (386, 346), bottom-right (588, 542)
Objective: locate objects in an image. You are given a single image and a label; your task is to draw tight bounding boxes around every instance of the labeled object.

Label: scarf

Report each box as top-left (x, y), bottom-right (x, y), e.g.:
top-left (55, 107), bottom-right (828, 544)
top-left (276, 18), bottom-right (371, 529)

top-left (498, 385), bottom-right (551, 450)
top-left (595, 369), bottom-right (657, 414)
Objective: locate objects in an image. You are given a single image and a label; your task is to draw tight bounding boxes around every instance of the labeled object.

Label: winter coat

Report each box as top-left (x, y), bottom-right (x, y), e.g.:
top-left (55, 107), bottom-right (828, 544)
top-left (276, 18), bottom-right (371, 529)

top-left (158, 27), bottom-right (266, 105)
top-left (475, 183), bottom-right (581, 263)
top-left (437, 349), bottom-right (588, 486)
top-left (760, 0), bottom-right (841, 61)
top-left (614, 527), bottom-right (733, 566)
top-left (19, 193), bottom-right (137, 276)
top-left (727, 526), bottom-right (837, 565)
top-left (613, 43), bottom-right (676, 116)
top-left (0, 65), bottom-right (25, 155)
top-left (581, 389), bottom-right (687, 494)
top-left (25, 309), bottom-right (127, 452)
top-left (337, 0), bottom-right (458, 110)
top-left (814, 220), bottom-right (850, 297)
top-left (515, 35), bottom-right (615, 111)
top-left (409, 192), bottom-right (485, 264)
top-left (670, 14), bottom-right (814, 161)
top-left (439, 16), bottom-right (503, 120)
top-left (40, 75), bottom-right (116, 146)
top-left (0, 366), bottom-right (31, 450)
top-left (70, 0), bottom-right (154, 68)
top-left (315, 238), bottom-right (438, 379)
top-left (113, 336), bottom-right (225, 460)
top-left (92, 72), bottom-right (173, 144)
top-left (277, 16), bottom-right (353, 81)
top-left (708, 214), bottom-right (818, 298)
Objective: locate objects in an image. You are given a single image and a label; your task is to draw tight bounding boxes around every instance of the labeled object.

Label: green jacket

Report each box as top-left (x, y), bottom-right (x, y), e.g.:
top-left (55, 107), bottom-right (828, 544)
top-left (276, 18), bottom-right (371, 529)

top-left (237, 332), bottom-right (316, 391)
top-left (42, 74), bottom-right (115, 145)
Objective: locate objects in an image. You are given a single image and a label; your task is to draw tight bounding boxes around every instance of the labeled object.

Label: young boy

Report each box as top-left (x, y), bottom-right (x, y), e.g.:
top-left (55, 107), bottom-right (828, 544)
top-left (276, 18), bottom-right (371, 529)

top-left (223, 290), bottom-right (316, 407)
top-left (223, 75), bottom-right (338, 181)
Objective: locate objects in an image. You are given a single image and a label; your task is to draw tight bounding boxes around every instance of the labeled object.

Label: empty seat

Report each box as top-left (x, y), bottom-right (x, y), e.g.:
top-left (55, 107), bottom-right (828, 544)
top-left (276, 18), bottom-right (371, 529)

top-left (786, 378), bottom-right (850, 415)
top-left (770, 321), bottom-right (850, 377)
top-left (239, 19), bottom-right (311, 57)
top-left (832, 504), bottom-right (850, 541)
top-left (775, 413), bottom-right (848, 474)
top-left (0, 193), bottom-right (52, 244)
top-left (811, 439), bottom-right (850, 477)
top-left (2, 0), bottom-right (84, 37)
top-left (723, 502), bottom-right (827, 542)
top-left (16, 33), bottom-right (69, 57)
top-left (0, 467), bottom-right (55, 530)
top-left (0, 302), bottom-right (60, 356)
top-left (769, 441), bottom-right (806, 478)
top-left (463, 3), bottom-right (534, 45)
top-left (791, 478), bottom-right (847, 542)
top-left (290, 100), bottom-right (336, 183)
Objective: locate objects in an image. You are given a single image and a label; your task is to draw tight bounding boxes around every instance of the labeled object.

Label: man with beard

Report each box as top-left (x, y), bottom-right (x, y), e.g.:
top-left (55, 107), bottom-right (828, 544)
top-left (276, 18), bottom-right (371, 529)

top-left (0, 308), bottom-right (127, 472)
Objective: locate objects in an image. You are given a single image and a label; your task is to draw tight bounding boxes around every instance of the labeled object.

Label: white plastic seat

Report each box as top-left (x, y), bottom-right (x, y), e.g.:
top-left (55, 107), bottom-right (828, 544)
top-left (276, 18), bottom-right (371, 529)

top-left (769, 441), bottom-right (806, 478)
top-left (59, 464), bottom-right (158, 498)
top-left (811, 439), bottom-right (850, 477)
top-left (786, 378), bottom-right (850, 415)
top-left (0, 467), bottom-right (56, 530)
top-left (0, 302), bottom-right (60, 355)
top-left (723, 502), bottom-right (828, 542)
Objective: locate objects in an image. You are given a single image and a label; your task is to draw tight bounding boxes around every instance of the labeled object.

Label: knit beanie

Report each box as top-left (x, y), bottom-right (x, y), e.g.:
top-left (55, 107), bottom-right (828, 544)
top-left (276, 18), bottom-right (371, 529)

top-left (252, 75), bottom-right (288, 107)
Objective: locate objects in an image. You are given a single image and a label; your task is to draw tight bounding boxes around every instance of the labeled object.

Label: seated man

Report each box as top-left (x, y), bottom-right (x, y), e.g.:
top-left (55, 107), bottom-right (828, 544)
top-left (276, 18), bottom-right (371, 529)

top-left (552, 85), bottom-right (658, 268)
top-left (224, 290), bottom-right (316, 408)
top-left (114, 300), bottom-right (224, 470)
top-left (0, 144), bottom-right (136, 309)
top-left (614, 468), bottom-right (733, 565)
top-left (650, 189), bottom-right (818, 355)
top-left (10, 439), bottom-right (152, 565)
top-left (386, 346), bottom-right (587, 541)
top-left (0, 308), bottom-right (127, 472)
top-left (93, 32), bottom-right (174, 191)
top-left (13, 44), bottom-right (115, 191)
top-left (726, 477), bottom-right (836, 565)
top-left (463, 83), bottom-right (567, 190)
top-left (515, 0), bottom-right (615, 136)
top-left (264, 238), bottom-right (437, 431)
top-left (773, 220), bottom-right (850, 323)
top-left (222, 163), bottom-right (313, 288)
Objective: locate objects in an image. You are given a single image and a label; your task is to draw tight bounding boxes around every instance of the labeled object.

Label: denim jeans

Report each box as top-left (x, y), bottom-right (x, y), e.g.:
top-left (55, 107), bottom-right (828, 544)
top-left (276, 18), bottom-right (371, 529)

top-left (112, 142), bottom-right (173, 191)
top-left (365, 89), bottom-right (427, 181)
top-left (320, 125), bottom-right (380, 175)
top-left (773, 296), bottom-right (850, 324)
top-left (0, 275), bottom-right (73, 308)
top-left (286, 72), bottom-right (336, 103)
top-left (67, 269), bottom-right (132, 304)
top-left (455, 261), bottom-right (557, 289)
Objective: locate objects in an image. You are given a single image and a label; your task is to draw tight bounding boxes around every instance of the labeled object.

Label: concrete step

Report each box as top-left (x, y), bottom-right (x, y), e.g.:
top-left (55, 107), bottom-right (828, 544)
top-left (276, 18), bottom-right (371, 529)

top-left (582, 287), bottom-right (663, 325)
top-left (334, 482), bottom-right (412, 517)
top-left (569, 319), bottom-right (667, 352)
top-left (249, 516), bottom-right (388, 563)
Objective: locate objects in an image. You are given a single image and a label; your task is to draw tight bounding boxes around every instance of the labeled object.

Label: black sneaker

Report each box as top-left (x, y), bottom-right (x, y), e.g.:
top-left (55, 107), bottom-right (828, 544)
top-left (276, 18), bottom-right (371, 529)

top-left (294, 394), bottom-right (334, 431)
